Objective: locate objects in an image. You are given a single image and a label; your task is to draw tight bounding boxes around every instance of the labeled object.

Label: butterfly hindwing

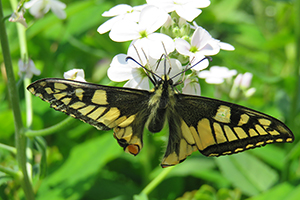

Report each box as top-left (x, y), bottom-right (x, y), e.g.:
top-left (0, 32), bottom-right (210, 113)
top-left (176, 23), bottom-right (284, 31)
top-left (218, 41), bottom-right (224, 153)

top-left (27, 78), bottom-right (151, 154)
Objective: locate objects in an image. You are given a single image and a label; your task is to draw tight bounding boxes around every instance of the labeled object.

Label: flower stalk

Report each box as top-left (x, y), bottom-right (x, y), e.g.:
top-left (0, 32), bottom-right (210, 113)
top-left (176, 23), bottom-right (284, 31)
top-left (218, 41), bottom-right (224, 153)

top-left (0, 0), bottom-right (35, 199)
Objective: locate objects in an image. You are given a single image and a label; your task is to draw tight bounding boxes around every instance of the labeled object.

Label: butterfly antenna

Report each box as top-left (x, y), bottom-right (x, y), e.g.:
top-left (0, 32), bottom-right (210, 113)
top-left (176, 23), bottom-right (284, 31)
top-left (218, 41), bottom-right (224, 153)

top-left (126, 56), bottom-right (161, 85)
top-left (170, 56), bottom-right (212, 80)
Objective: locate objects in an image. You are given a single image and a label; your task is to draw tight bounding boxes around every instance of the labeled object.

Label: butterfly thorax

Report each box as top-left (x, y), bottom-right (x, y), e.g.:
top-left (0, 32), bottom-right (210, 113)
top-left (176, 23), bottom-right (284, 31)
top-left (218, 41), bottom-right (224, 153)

top-left (146, 76), bottom-right (176, 133)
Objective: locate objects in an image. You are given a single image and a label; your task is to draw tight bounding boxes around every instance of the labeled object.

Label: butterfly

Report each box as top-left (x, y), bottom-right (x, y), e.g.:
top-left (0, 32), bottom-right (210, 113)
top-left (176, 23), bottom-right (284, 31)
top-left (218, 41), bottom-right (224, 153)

top-left (27, 56), bottom-right (294, 167)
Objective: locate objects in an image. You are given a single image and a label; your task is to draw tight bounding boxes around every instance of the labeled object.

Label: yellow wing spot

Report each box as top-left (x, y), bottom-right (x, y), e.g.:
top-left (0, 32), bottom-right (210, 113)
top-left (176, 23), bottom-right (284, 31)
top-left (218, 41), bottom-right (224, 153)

top-left (108, 116), bottom-right (127, 128)
top-left (75, 88), bottom-right (85, 100)
top-left (234, 148), bottom-right (244, 152)
top-left (255, 124), bottom-right (268, 135)
top-left (179, 139), bottom-right (188, 161)
top-left (246, 144), bottom-right (254, 148)
top-left (69, 102), bottom-right (86, 109)
top-left (256, 141), bottom-right (264, 146)
top-left (269, 130), bottom-right (280, 136)
top-left (87, 107), bottom-right (106, 120)
top-left (92, 90), bottom-right (108, 105)
top-left (53, 92), bottom-right (67, 100)
top-left (113, 127), bottom-right (125, 139)
top-left (197, 118), bottom-right (216, 150)
top-left (286, 138), bottom-right (293, 142)
top-left (258, 118), bottom-right (271, 126)
top-left (45, 87), bottom-right (54, 94)
top-left (97, 107), bottom-right (120, 125)
top-left (118, 115), bottom-right (136, 127)
top-left (276, 138), bottom-right (284, 142)
top-left (122, 126), bottom-right (133, 141)
top-left (186, 144), bottom-right (196, 156)
top-left (78, 105), bottom-right (96, 115)
top-left (189, 126), bottom-right (202, 150)
top-left (28, 87), bottom-right (35, 94)
top-left (61, 97), bottom-right (71, 105)
top-left (161, 152), bottom-right (179, 167)
top-left (213, 105), bottom-right (231, 123)
top-left (234, 127), bottom-right (248, 139)
top-left (238, 114), bottom-right (250, 126)
top-left (213, 123), bottom-right (227, 144)
top-left (266, 139), bottom-right (274, 143)
top-left (36, 93), bottom-right (43, 99)
top-left (39, 81), bottom-right (46, 87)
top-left (70, 114), bottom-right (76, 118)
top-left (181, 120), bottom-right (195, 145)
top-left (208, 153), bottom-right (219, 157)
top-left (223, 151), bottom-right (232, 155)
top-left (249, 128), bottom-right (259, 137)
top-left (54, 82), bottom-right (67, 90)
top-left (224, 125), bottom-right (238, 141)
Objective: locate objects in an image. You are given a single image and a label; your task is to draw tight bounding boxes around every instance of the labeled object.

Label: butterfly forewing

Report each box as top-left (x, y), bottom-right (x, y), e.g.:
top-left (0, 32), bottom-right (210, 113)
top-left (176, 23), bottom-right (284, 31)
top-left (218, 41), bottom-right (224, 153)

top-left (27, 78), bottom-right (151, 154)
top-left (175, 94), bottom-right (294, 157)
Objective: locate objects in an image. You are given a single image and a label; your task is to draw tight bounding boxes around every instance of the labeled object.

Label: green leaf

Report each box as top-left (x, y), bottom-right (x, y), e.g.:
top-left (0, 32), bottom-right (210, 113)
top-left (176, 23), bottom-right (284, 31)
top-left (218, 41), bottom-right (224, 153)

top-left (247, 182), bottom-right (294, 200)
top-left (215, 153), bottom-right (279, 196)
top-left (36, 133), bottom-right (122, 200)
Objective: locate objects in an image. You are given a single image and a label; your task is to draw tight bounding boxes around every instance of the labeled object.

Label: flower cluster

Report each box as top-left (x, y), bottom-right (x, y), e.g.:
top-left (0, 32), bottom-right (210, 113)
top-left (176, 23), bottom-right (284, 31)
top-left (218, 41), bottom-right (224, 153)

top-left (98, 0), bottom-right (243, 96)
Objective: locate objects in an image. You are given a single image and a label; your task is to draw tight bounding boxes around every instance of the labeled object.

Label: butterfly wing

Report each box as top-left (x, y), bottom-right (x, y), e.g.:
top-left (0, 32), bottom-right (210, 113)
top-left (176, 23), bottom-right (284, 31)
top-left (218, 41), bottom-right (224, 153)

top-left (161, 93), bottom-right (294, 167)
top-left (27, 78), bottom-right (151, 155)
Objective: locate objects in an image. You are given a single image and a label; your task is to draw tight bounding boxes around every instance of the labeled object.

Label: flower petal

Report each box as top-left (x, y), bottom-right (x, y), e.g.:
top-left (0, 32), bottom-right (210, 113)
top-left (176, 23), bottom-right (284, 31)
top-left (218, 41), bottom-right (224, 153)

top-left (102, 4), bottom-right (133, 17)
top-left (175, 6), bottom-right (201, 22)
top-left (107, 54), bottom-right (135, 81)
top-left (109, 20), bottom-right (140, 42)
top-left (139, 5), bottom-right (168, 33)
top-left (175, 38), bottom-right (192, 56)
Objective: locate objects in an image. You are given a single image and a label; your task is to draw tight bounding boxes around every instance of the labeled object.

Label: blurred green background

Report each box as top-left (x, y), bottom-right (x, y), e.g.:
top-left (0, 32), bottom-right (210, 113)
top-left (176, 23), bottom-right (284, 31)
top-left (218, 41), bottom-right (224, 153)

top-left (0, 0), bottom-right (299, 199)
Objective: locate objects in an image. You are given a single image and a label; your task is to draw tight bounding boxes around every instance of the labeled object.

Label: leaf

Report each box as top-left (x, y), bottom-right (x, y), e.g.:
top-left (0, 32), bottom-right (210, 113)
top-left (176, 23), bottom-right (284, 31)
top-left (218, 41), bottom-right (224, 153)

top-left (247, 182), bottom-right (294, 200)
top-left (36, 132), bottom-right (122, 200)
top-left (215, 153), bottom-right (279, 196)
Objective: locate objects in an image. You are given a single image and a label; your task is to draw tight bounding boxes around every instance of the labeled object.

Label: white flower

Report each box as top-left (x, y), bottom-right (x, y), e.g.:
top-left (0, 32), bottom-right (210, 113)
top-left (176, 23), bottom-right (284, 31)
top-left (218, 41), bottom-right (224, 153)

top-left (175, 27), bottom-right (221, 68)
top-left (107, 46), bottom-right (182, 90)
top-left (64, 69), bottom-right (86, 82)
top-left (234, 72), bottom-right (253, 89)
top-left (18, 59), bottom-right (41, 79)
top-left (9, 9), bottom-right (28, 27)
top-left (24, 0), bottom-right (66, 19)
top-left (182, 75), bottom-right (201, 96)
top-left (192, 22), bottom-right (235, 51)
top-left (230, 72), bottom-right (256, 99)
top-left (198, 66), bottom-right (237, 84)
top-left (109, 5), bottom-right (174, 59)
top-left (147, 0), bottom-right (211, 22)
top-left (97, 4), bottom-right (144, 34)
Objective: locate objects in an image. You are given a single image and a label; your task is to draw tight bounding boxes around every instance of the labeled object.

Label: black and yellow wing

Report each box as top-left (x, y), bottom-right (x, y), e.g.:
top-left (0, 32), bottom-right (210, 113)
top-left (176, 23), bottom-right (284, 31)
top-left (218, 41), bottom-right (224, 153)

top-left (27, 77), bottom-right (294, 168)
top-left (160, 93), bottom-right (294, 167)
top-left (27, 78), bottom-right (151, 155)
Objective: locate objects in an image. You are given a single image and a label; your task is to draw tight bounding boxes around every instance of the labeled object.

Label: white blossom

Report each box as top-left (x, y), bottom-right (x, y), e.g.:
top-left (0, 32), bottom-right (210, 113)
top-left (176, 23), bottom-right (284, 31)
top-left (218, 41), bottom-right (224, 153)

top-left (182, 75), bottom-right (201, 95)
top-left (109, 5), bottom-right (174, 59)
top-left (107, 46), bottom-right (181, 90)
top-left (64, 69), bottom-right (86, 82)
top-left (24, 0), bottom-right (66, 19)
top-left (97, 4), bottom-right (145, 34)
top-left (147, 0), bottom-right (210, 22)
top-left (198, 66), bottom-right (237, 84)
top-left (18, 59), bottom-right (40, 79)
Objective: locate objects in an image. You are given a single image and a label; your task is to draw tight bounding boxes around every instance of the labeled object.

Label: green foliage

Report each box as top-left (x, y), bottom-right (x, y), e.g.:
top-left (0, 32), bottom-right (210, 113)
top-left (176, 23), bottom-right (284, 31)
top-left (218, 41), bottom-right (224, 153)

top-left (0, 0), bottom-right (299, 199)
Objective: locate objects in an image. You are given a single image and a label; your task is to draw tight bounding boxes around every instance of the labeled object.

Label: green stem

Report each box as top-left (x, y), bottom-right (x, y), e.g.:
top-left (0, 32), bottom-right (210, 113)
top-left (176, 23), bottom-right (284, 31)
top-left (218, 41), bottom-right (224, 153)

top-left (0, 165), bottom-right (19, 178)
top-left (0, 0), bottom-right (35, 199)
top-left (25, 116), bottom-right (75, 137)
top-left (140, 166), bottom-right (174, 195)
top-left (0, 143), bottom-right (17, 154)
